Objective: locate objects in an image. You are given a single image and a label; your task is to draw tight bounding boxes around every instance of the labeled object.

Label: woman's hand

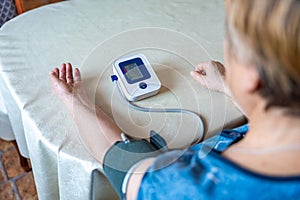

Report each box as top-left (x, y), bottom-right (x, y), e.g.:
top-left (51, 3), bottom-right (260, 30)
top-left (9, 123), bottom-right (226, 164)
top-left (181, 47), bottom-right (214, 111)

top-left (190, 60), bottom-right (229, 95)
top-left (190, 60), bottom-right (246, 114)
top-left (49, 63), bottom-right (91, 107)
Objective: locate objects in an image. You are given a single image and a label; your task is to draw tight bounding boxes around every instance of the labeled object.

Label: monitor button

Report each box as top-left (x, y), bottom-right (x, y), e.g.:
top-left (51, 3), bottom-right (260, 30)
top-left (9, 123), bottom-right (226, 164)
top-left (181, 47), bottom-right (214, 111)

top-left (139, 82), bottom-right (147, 89)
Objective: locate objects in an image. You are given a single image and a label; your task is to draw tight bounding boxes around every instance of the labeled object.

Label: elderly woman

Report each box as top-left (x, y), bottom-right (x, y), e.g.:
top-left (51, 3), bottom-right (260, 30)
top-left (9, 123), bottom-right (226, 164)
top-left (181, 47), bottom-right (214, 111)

top-left (50, 0), bottom-right (300, 199)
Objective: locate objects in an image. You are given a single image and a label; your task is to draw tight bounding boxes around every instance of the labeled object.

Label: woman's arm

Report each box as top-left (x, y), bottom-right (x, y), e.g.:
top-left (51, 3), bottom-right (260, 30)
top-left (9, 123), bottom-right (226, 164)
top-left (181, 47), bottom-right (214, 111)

top-left (49, 63), bottom-right (152, 199)
top-left (49, 63), bottom-right (122, 162)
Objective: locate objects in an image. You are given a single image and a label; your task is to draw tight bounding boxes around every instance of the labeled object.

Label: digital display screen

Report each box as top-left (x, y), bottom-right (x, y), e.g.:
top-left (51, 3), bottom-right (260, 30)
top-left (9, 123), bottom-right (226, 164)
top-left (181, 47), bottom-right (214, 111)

top-left (119, 57), bottom-right (151, 84)
top-left (124, 63), bottom-right (144, 81)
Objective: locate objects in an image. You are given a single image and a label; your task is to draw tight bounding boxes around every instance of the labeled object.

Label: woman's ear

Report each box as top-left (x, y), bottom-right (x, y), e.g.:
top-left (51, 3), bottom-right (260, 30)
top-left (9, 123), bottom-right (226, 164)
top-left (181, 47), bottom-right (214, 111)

top-left (243, 65), bottom-right (261, 93)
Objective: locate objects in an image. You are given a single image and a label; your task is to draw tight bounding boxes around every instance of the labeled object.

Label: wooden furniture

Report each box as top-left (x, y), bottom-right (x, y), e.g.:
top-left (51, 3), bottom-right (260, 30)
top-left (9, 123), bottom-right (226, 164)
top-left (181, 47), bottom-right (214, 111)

top-left (14, 0), bottom-right (64, 14)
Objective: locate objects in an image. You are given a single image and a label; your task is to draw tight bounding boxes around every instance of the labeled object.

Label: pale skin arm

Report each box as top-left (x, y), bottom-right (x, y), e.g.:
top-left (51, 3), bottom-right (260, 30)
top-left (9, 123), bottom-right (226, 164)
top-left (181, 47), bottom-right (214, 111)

top-left (49, 63), bottom-right (122, 162)
top-left (49, 63), bottom-right (154, 200)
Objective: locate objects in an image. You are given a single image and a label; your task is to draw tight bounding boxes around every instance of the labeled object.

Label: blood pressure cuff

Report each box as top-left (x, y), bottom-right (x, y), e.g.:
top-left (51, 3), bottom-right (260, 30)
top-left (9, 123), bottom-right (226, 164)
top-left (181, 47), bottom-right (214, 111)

top-left (103, 139), bottom-right (162, 199)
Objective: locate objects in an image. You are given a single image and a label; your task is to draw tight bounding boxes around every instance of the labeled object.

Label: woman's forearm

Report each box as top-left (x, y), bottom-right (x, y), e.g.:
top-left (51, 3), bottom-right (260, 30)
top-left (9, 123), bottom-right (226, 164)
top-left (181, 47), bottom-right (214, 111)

top-left (68, 97), bottom-right (122, 162)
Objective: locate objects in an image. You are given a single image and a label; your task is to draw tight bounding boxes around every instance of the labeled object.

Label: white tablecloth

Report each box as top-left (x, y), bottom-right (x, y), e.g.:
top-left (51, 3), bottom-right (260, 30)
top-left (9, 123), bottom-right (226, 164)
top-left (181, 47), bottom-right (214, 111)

top-left (0, 0), bottom-right (244, 199)
top-left (0, 89), bottom-right (14, 140)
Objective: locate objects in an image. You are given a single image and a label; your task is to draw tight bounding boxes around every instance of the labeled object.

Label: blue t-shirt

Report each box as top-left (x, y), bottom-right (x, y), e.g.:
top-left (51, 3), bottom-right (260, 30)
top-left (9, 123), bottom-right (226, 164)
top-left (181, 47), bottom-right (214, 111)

top-left (137, 124), bottom-right (300, 199)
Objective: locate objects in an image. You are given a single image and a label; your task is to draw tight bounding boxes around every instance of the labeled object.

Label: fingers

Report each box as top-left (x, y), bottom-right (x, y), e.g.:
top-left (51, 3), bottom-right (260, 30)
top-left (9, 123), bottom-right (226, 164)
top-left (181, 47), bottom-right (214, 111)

top-left (215, 61), bottom-right (226, 76)
top-left (66, 63), bottom-right (74, 84)
top-left (191, 60), bottom-right (225, 87)
top-left (49, 68), bottom-right (61, 94)
top-left (194, 61), bottom-right (208, 71)
top-left (74, 68), bottom-right (81, 83)
top-left (194, 61), bottom-right (210, 77)
top-left (49, 63), bottom-right (81, 84)
top-left (49, 68), bottom-right (60, 80)
top-left (190, 70), bottom-right (206, 85)
top-left (59, 63), bottom-right (66, 81)
top-left (190, 61), bottom-right (209, 82)
top-left (193, 60), bottom-right (226, 77)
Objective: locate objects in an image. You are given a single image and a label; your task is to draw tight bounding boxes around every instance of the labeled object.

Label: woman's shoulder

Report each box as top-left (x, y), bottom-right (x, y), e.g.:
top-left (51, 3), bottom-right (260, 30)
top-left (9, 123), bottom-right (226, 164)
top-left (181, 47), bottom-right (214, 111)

top-left (137, 124), bottom-right (300, 199)
top-left (138, 149), bottom-right (300, 200)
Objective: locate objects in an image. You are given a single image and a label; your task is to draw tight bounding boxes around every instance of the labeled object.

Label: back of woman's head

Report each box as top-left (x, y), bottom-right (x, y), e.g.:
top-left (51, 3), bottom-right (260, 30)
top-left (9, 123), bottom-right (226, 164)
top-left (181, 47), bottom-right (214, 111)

top-left (225, 0), bottom-right (300, 115)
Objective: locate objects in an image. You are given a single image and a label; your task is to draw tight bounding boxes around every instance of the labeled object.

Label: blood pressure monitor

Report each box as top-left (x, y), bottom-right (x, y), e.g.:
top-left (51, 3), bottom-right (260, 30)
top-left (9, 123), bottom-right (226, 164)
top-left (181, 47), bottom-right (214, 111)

top-left (113, 54), bottom-right (161, 101)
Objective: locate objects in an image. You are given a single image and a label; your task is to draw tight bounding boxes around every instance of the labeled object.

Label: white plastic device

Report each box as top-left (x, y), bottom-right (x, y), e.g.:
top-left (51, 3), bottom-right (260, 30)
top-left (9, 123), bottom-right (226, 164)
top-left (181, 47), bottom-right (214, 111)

top-left (113, 54), bottom-right (161, 101)
top-left (111, 54), bottom-right (205, 143)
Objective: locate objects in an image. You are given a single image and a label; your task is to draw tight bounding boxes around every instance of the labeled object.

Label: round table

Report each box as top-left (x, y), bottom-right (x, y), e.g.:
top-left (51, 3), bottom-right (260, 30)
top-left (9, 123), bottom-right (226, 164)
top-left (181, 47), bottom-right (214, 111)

top-left (0, 0), bottom-right (244, 199)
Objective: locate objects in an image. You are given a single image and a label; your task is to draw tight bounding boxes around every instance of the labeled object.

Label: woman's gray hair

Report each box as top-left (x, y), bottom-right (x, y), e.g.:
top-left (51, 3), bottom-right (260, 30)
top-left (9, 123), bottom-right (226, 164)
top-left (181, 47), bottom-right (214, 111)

top-left (225, 0), bottom-right (300, 115)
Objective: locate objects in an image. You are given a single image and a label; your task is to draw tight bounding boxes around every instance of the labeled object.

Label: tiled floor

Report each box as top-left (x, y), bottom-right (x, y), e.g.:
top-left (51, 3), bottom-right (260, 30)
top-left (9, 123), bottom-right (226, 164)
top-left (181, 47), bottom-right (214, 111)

top-left (0, 139), bottom-right (38, 200)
